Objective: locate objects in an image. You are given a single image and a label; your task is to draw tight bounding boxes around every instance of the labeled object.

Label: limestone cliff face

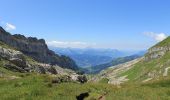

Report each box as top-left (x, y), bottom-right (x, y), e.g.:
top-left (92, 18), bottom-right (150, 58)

top-left (0, 27), bottom-right (78, 70)
top-left (145, 47), bottom-right (167, 60)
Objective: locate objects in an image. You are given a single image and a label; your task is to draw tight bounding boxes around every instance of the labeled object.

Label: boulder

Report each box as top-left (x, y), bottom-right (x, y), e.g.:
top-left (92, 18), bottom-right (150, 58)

top-left (47, 66), bottom-right (58, 74)
top-left (0, 46), bottom-right (28, 69)
top-left (77, 75), bottom-right (88, 83)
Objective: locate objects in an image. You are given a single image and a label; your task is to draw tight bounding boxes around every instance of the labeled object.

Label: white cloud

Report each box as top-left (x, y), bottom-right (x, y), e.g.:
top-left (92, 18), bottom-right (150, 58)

top-left (144, 32), bottom-right (167, 42)
top-left (47, 41), bottom-right (96, 48)
top-left (5, 23), bottom-right (16, 31)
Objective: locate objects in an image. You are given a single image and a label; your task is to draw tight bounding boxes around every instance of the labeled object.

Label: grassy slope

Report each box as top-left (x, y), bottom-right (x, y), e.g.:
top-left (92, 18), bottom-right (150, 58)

top-left (1, 72), bottom-right (170, 100)
top-left (1, 59), bottom-right (170, 100)
top-left (119, 37), bottom-right (170, 82)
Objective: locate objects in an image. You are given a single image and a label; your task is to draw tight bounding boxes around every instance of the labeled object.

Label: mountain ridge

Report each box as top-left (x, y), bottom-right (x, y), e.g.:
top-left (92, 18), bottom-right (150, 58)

top-left (52, 47), bottom-right (142, 68)
top-left (0, 26), bottom-right (78, 70)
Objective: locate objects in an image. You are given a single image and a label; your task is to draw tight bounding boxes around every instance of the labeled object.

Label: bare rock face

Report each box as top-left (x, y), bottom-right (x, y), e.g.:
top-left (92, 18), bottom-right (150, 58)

top-left (145, 46), bottom-right (169, 61)
top-left (47, 66), bottom-right (58, 74)
top-left (0, 46), bottom-right (28, 69)
top-left (31, 63), bottom-right (58, 74)
top-left (0, 29), bottom-right (87, 83)
top-left (0, 46), bottom-right (88, 83)
top-left (0, 27), bottom-right (78, 70)
top-left (0, 45), bottom-right (59, 74)
top-left (144, 37), bottom-right (170, 61)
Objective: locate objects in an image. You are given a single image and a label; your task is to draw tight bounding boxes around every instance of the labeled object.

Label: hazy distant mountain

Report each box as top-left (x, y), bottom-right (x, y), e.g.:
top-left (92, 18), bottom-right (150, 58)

top-left (50, 47), bottom-right (144, 68)
top-left (84, 54), bottom-right (142, 74)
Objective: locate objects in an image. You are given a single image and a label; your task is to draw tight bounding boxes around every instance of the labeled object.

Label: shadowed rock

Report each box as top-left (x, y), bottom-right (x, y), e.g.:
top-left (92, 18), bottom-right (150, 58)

top-left (76, 92), bottom-right (89, 100)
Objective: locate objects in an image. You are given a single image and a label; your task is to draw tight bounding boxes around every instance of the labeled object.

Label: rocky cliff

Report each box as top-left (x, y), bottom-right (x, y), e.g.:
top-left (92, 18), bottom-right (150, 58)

top-left (0, 26), bottom-right (78, 70)
top-left (0, 40), bottom-right (87, 83)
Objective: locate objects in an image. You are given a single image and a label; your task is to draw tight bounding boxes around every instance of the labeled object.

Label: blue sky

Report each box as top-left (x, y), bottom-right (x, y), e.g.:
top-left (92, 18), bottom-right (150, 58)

top-left (0, 0), bottom-right (170, 50)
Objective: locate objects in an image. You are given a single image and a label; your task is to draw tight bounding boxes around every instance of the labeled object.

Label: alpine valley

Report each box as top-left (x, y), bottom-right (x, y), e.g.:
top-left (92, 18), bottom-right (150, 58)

top-left (1, 26), bottom-right (170, 100)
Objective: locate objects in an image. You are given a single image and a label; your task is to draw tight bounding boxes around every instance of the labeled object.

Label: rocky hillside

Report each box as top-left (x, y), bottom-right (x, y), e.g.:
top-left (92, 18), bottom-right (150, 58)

top-left (0, 40), bottom-right (87, 83)
top-left (0, 27), bottom-right (78, 70)
top-left (90, 58), bottom-right (142, 84)
top-left (93, 36), bottom-right (170, 84)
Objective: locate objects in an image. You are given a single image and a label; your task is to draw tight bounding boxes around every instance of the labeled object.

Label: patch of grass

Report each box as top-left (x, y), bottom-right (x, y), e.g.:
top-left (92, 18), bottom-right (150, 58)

top-left (1, 73), bottom-right (170, 100)
top-left (98, 78), bottom-right (109, 84)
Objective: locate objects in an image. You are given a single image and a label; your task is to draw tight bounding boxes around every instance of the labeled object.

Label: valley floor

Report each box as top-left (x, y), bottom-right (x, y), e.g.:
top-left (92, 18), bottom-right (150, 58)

top-left (1, 73), bottom-right (170, 100)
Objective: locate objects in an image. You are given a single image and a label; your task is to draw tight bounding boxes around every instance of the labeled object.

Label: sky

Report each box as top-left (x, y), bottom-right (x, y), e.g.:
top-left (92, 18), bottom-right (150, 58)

top-left (0, 0), bottom-right (170, 50)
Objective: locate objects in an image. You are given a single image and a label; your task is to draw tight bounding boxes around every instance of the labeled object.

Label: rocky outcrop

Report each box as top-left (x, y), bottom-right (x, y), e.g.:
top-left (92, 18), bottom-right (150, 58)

top-left (145, 46), bottom-right (169, 61)
top-left (0, 46), bottom-right (28, 70)
top-left (51, 74), bottom-right (87, 84)
top-left (0, 45), bottom-right (59, 74)
top-left (76, 75), bottom-right (88, 83)
top-left (0, 44), bottom-right (87, 83)
top-left (0, 26), bottom-right (78, 70)
top-left (144, 37), bottom-right (170, 61)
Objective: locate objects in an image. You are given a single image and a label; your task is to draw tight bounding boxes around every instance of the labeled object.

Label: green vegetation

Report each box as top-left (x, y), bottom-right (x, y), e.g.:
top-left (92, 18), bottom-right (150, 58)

top-left (98, 78), bottom-right (109, 84)
top-left (120, 51), bottom-right (170, 81)
top-left (1, 71), bottom-right (170, 100)
top-left (1, 59), bottom-right (170, 100)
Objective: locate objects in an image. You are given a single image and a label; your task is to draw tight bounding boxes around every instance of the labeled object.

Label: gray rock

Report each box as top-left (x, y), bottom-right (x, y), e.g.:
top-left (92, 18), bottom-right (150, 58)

top-left (0, 46), bottom-right (28, 69)
top-left (47, 66), bottom-right (58, 74)
top-left (145, 46), bottom-right (169, 61)
top-left (51, 75), bottom-right (72, 83)
top-left (77, 75), bottom-right (87, 83)
top-left (35, 66), bottom-right (46, 74)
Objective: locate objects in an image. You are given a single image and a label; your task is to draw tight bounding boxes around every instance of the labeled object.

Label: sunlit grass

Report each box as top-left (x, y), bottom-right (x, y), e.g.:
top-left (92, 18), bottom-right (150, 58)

top-left (1, 72), bottom-right (170, 100)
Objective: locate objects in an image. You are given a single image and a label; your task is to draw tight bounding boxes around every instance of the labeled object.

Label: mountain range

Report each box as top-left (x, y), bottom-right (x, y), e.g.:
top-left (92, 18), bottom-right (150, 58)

top-left (84, 54), bottom-right (142, 74)
top-left (51, 47), bottom-right (144, 68)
